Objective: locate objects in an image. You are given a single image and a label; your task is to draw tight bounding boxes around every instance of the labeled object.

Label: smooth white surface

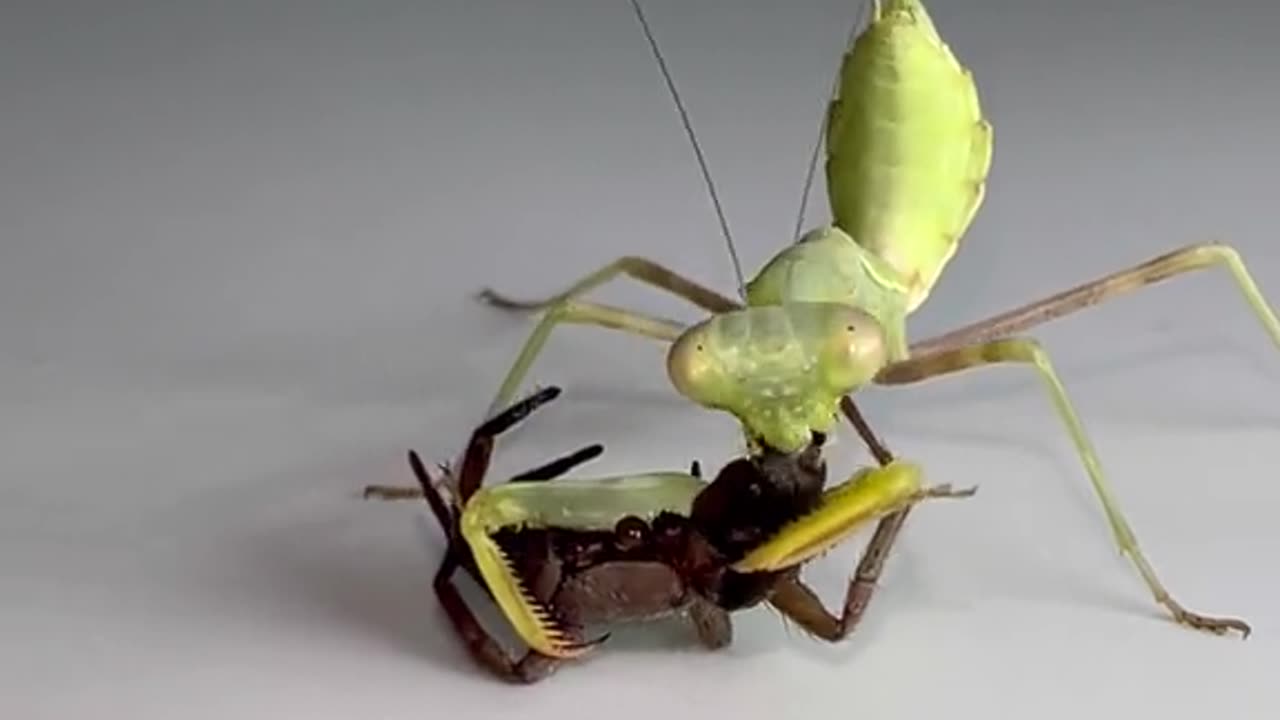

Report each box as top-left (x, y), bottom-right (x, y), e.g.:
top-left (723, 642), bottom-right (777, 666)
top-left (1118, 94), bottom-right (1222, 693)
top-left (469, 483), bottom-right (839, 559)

top-left (3, 1), bottom-right (1278, 717)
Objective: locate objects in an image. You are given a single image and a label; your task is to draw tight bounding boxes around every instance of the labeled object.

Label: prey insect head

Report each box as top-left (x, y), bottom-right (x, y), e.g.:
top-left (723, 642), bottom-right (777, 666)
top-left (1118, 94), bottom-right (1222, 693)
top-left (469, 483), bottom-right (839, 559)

top-left (677, 435), bottom-right (830, 610)
top-left (689, 435), bottom-right (827, 560)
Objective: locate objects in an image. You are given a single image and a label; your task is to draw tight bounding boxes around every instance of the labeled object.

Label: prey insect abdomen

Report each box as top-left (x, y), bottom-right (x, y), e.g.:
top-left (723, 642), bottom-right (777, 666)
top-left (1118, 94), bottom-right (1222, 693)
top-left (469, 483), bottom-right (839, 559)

top-left (460, 473), bottom-right (705, 659)
top-left (667, 303), bottom-right (888, 452)
top-left (555, 561), bottom-right (691, 625)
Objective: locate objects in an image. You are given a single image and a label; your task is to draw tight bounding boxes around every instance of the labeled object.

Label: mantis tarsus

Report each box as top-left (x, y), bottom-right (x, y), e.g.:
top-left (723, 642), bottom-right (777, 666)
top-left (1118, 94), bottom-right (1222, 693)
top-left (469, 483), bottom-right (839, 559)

top-left (474, 0), bottom-right (1274, 637)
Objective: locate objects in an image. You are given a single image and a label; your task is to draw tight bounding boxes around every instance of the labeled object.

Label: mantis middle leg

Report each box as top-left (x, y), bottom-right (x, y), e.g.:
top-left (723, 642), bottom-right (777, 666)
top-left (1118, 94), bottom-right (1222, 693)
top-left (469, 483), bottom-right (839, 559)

top-left (484, 299), bottom-right (687, 417)
top-left (478, 257), bottom-right (741, 415)
top-left (875, 336), bottom-right (1253, 636)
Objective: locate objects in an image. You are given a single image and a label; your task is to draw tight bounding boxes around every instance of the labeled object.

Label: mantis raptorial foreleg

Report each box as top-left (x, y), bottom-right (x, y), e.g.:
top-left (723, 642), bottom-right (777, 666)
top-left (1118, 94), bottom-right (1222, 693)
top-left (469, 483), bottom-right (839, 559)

top-left (875, 337), bottom-right (1253, 636)
top-left (750, 455), bottom-right (974, 640)
top-left (908, 243), bottom-right (1280, 357)
top-left (761, 399), bottom-right (922, 639)
top-left (732, 460), bottom-right (975, 574)
top-left (433, 548), bottom-right (566, 684)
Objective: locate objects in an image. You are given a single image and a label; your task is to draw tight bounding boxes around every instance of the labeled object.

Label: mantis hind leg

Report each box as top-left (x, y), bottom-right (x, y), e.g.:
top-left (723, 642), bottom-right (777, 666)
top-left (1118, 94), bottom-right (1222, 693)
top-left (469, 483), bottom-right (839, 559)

top-left (877, 337), bottom-right (1253, 636)
top-left (908, 242), bottom-right (1280, 356)
top-left (480, 256), bottom-right (739, 315)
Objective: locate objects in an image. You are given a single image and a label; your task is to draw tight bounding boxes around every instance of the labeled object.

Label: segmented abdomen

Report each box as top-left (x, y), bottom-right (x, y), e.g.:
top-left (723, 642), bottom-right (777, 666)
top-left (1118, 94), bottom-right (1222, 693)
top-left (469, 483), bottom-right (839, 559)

top-left (824, 0), bottom-right (992, 312)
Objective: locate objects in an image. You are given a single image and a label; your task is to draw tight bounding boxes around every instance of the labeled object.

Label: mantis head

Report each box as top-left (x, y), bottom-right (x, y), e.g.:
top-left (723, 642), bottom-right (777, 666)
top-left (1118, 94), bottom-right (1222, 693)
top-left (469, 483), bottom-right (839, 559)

top-left (666, 303), bottom-right (888, 453)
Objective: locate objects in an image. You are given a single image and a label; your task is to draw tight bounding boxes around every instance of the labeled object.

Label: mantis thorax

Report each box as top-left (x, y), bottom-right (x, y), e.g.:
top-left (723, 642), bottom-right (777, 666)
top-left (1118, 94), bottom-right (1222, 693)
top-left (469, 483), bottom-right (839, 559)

top-left (746, 225), bottom-right (913, 361)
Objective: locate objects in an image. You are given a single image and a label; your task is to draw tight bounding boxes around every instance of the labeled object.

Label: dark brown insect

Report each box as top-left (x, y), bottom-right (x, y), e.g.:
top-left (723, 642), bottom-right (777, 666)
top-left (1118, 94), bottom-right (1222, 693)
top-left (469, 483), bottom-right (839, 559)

top-left (384, 386), bottom-right (953, 684)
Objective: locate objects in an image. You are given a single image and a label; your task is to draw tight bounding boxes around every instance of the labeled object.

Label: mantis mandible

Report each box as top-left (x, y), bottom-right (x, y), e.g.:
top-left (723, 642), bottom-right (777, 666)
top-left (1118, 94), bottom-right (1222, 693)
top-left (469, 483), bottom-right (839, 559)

top-left (476, 0), bottom-right (1275, 637)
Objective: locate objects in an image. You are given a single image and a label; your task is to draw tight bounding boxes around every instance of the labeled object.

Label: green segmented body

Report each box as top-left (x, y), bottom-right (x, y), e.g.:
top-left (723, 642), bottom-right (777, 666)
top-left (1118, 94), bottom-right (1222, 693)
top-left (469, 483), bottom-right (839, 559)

top-left (666, 0), bottom-right (991, 450)
top-left (825, 0), bottom-right (992, 312)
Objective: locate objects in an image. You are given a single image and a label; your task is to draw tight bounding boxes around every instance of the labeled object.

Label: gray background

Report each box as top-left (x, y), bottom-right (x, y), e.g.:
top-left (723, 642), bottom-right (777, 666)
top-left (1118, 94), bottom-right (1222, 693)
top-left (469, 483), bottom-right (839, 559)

top-left (3, 0), bottom-right (1278, 717)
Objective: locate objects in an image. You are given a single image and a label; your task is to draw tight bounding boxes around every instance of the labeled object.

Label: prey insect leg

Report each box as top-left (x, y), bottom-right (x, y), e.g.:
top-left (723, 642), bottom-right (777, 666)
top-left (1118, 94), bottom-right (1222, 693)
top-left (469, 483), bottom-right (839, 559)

top-left (363, 386), bottom-right (581, 502)
top-left (757, 477), bottom-right (974, 639)
top-left (688, 597), bottom-right (732, 650)
top-left (744, 398), bottom-right (973, 637)
top-left (408, 408), bottom-right (595, 682)
top-left (766, 573), bottom-right (873, 643)
top-left (434, 548), bottom-right (564, 684)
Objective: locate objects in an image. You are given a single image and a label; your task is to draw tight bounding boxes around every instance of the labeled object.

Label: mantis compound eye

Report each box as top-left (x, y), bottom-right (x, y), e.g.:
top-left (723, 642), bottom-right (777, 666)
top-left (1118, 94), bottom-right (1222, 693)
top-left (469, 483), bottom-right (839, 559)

top-left (818, 306), bottom-right (888, 391)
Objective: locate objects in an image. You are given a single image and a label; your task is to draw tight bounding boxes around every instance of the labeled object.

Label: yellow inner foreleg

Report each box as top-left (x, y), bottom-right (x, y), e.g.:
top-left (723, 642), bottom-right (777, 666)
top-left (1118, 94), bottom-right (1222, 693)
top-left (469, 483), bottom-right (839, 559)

top-left (732, 460), bottom-right (974, 574)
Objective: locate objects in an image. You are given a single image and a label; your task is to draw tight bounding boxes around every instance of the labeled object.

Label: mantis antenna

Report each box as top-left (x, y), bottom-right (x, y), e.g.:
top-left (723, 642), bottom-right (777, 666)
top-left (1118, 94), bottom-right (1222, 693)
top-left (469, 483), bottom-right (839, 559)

top-left (791, 0), bottom-right (873, 242)
top-left (628, 0), bottom-right (747, 300)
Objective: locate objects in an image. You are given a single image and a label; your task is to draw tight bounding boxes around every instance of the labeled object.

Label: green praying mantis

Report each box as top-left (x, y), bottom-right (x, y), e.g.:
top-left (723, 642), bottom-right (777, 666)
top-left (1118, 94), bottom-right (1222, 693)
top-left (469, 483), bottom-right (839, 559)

top-left (463, 0), bottom-right (1278, 645)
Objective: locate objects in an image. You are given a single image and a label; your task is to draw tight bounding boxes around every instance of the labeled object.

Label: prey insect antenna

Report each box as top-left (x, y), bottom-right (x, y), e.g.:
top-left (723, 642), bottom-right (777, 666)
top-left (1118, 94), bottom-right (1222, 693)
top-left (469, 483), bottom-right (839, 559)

top-left (408, 449), bottom-right (457, 534)
top-left (627, 0), bottom-right (746, 300)
top-left (791, 0), bottom-right (872, 241)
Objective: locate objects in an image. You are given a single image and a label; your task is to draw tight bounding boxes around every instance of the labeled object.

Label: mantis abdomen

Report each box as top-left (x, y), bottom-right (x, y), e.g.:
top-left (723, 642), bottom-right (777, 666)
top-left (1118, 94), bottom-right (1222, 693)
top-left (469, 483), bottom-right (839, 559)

top-left (826, 0), bottom-right (993, 312)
